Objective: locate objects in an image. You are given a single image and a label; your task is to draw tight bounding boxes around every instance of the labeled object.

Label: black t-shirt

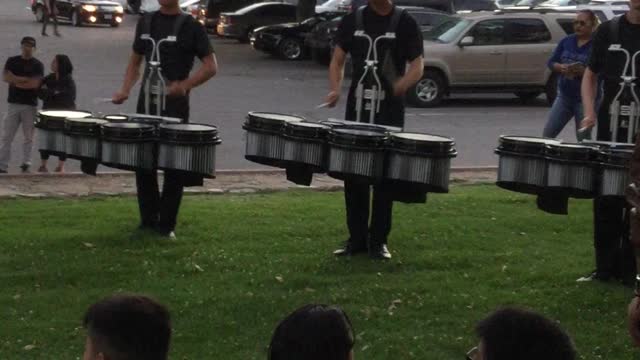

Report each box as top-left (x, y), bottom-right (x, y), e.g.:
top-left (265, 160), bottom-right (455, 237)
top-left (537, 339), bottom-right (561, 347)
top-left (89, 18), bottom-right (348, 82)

top-left (133, 12), bottom-right (214, 82)
top-left (588, 14), bottom-right (640, 98)
top-left (4, 56), bottom-right (44, 106)
top-left (336, 6), bottom-right (423, 82)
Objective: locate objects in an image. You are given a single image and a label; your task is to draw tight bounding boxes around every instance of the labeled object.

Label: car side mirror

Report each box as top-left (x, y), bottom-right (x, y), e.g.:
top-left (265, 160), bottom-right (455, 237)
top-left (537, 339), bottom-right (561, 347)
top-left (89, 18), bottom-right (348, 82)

top-left (459, 36), bottom-right (474, 47)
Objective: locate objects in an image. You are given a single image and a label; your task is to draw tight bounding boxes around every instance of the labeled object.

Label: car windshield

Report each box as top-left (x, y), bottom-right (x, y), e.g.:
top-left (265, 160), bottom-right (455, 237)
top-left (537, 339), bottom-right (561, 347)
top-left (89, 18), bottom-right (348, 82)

top-left (425, 18), bottom-right (470, 43)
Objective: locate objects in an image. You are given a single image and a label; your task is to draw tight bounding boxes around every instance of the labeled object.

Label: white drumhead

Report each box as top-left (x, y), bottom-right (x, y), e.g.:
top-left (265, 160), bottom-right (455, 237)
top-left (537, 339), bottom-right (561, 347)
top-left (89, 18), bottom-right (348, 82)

top-left (67, 117), bottom-right (108, 124)
top-left (393, 132), bottom-right (452, 142)
top-left (163, 124), bottom-right (215, 131)
top-left (40, 110), bottom-right (92, 119)
top-left (252, 112), bottom-right (303, 123)
top-left (502, 136), bottom-right (560, 144)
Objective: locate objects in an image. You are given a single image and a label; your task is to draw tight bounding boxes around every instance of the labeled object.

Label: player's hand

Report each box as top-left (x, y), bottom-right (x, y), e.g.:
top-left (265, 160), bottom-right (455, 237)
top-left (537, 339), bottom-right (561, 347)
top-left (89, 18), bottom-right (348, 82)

top-left (112, 90), bottom-right (129, 105)
top-left (580, 114), bottom-right (596, 130)
top-left (628, 297), bottom-right (640, 347)
top-left (167, 81), bottom-right (189, 97)
top-left (326, 91), bottom-right (340, 108)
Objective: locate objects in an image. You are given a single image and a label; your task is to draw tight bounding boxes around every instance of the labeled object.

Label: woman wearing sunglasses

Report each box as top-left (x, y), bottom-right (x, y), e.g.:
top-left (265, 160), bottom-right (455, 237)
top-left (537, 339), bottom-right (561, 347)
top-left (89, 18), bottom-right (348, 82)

top-left (542, 10), bottom-right (599, 142)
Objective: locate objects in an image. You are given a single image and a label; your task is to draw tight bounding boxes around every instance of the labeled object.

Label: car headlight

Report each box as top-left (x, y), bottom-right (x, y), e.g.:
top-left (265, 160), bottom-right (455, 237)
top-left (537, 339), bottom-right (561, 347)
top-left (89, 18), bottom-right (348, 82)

top-left (115, 5), bottom-right (123, 12)
top-left (82, 4), bottom-right (97, 11)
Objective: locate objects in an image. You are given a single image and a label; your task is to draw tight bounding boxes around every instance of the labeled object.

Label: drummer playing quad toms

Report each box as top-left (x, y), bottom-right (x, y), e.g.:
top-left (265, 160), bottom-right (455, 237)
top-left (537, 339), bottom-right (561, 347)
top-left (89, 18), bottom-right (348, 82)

top-left (325, 0), bottom-right (424, 259)
top-left (112, 0), bottom-right (217, 239)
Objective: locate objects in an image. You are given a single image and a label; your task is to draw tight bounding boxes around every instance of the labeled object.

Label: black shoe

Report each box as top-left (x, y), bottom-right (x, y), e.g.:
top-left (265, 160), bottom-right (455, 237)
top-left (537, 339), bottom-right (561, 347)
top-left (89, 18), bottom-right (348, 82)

top-left (369, 244), bottom-right (392, 260)
top-left (19, 163), bottom-right (30, 173)
top-left (41, 32), bottom-right (48, 37)
top-left (333, 241), bottom-right (367, 256)
top-left (0, 169), bottom-right (7, 174)
top-left (576, 270), bottom-right (611, 282)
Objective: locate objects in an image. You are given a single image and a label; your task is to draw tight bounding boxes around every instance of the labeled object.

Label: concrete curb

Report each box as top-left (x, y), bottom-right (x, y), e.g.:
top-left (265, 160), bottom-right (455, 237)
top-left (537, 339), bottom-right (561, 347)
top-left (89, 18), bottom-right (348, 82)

top-left (0, 166), bottom-right (497, 179)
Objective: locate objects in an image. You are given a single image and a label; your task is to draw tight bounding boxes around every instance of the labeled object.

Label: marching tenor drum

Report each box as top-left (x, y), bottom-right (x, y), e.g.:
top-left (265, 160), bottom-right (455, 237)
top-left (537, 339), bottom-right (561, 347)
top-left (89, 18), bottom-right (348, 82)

top-left (495, 136), bottom-right (561, 194)
top-left (126, 114), bottom-right (182, 127)
top-left (544, 143), bottom-right (598, 198)
top-left (64, 117), bottom-right (108, 161)
top-left (36, 110), bottom-right (92, 155)
top-left (585, 141), bottom-right (635, 196)
top-left (282, 121), bottom-right (331, 171)
top-left (327, 128), bottom-right (388, 181)
top-left (100, 122), bottom-right (156, 171)
top-left (386, 133), bottom-right (457, 193)
top-left (243, 112), bottom-right (304, 167)
top-left (157, 124), bottom-right (222, 177)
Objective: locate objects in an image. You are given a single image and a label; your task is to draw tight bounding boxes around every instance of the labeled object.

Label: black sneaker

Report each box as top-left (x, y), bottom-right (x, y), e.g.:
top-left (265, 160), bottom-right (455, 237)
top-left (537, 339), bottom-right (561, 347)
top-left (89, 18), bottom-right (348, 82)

top-left (369, 244), bottom-right (392, 260)
top-left (19, 163), bottom-right (30, 173)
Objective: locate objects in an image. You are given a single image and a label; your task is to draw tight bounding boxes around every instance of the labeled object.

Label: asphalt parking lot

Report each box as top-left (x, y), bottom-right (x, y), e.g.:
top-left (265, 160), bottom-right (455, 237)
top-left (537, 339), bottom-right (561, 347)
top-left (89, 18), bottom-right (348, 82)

top-left (0, 1), bottom-right (568, 173)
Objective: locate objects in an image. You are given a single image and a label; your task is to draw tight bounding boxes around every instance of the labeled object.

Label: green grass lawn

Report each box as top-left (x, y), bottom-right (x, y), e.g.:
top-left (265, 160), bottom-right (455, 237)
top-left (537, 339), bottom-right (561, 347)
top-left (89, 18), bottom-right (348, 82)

top-left (0, 184), bottom-right (636, 359)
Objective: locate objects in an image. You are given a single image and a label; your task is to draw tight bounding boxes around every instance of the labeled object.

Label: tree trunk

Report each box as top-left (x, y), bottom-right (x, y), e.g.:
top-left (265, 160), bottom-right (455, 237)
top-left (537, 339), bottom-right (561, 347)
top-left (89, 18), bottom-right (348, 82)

top-left (296, 0), bottom-right (316, 21)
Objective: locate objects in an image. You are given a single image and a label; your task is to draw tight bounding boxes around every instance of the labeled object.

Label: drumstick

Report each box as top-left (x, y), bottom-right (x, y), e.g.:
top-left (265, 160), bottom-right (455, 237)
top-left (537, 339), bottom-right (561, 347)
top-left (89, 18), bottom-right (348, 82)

top-left (578, 127), bottom-right (590, 133)
top-left (93, 97), bottom-right (114, 104)
top-left (315, 102), bottom-right (331, 109)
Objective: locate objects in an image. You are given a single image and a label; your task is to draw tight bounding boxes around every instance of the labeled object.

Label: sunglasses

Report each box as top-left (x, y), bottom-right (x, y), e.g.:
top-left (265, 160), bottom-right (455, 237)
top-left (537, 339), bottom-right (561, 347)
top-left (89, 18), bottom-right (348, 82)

top-left (573, 20), bottom-right (589, 26)
top-left (466, 346), bottom-right (479, 360)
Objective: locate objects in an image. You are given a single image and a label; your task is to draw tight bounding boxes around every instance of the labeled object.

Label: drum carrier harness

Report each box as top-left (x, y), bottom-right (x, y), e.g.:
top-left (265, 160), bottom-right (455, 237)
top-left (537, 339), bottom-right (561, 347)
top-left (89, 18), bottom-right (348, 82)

top-left (606, 16), bottom-right (640, 143)
top-left (139, 12), bottom-right (189, 115)
top-left (353, 6), bottom-right (404, 124)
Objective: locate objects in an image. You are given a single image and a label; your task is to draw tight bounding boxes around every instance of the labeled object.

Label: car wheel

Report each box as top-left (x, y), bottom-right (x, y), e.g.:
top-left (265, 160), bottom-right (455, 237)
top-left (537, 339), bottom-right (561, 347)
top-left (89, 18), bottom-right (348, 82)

top-left (279, 38), bottom-right (304, 60)
top-left (238, 28), bottom-right (253, 43)
top-left (545, 74), bottom-right (558, 106)
top-left (514, 91), bottom-right (542, 103)
top-left (407, 70), bottom-right (446, 108)
top-left (71, 10), bottom-right (82, 27)
top-left (34, 5), bottom-right (45, 22)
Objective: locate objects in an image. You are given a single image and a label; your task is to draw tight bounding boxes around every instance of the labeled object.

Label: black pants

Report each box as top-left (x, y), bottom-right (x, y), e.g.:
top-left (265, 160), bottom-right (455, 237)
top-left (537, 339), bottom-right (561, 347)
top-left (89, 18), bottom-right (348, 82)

top-left (593, 196), bottom-right (635, 281)
top-left (42, 7), bottom-right (58, 34)
top-left (136, 169), bottom-right (184, 233)
top-left (344, 180), bottom-right (394, 248)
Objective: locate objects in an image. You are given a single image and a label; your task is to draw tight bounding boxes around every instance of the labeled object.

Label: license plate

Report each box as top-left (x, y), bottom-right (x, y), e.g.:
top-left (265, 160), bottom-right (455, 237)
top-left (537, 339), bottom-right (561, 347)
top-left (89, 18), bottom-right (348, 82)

top-left (104, 14), bottom-right (112, 19)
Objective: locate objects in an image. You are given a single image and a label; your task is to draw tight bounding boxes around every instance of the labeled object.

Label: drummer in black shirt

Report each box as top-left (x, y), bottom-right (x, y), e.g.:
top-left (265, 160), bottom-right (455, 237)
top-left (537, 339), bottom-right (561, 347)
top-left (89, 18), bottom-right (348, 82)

top-left (325, 0), bottom-right (424, 259)
top-left (580, 0), bottom-right (640, 283)
top-left (112, 0), bottom-right (217, 239)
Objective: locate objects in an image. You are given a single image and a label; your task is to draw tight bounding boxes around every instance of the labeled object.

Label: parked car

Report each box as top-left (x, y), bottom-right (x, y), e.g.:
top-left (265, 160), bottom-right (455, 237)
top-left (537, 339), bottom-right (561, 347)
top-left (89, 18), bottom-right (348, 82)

top-left (316, 0), bottom-right (343, 13)
top-left (136, 0), bottom-right (202, 14)
top-left (31, 0), bottom-right (124, 27)
top-left (217, 2), bottom-right (297, 42)
top-left (250, 12), bottom-right (343, 60)
top-left (337, 0), bottom-right (497, 13)
top-left (306, 7), bottom-right (453, 65)
top-left (409, 11), bottom-right (575, 107)
top-left (195, 0), bottom-right (262, 31)
top-left (536, 0), bottom-right (590, 7)
top-left (544, 4), bottom-right (629, 21)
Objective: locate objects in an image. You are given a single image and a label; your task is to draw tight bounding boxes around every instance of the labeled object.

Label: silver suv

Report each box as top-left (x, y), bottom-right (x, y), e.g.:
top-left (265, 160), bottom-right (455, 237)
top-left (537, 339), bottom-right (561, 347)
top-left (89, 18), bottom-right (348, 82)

top-left (408, 11), bottom-right (575, 107)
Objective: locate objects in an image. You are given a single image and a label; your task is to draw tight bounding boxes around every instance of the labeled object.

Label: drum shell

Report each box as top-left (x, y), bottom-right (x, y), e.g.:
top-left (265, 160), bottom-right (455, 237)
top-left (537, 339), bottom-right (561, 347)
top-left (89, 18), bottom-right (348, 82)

top-left (495, 136), bottom-right (560, 194)
top-left (64, 118), bottom-right (108, 161)
top-left (598, 149), bottom-right (633, 196)
top-left (157, 124), bottom-right (221, 177)
top-left (36, 110), bottom-right (92, 155)
top-left (243, 112), bottom-right (304, 167)
top-left (544, 144), bottom-right (598, 198)
top-left (100, 123), bottom-right (156, 171)
top-left (37, 128), bottom-right (67, 155)
top-left (327, 129), bottom-right (387, 181)
top-left (282, 122), bottom-right (330, 171)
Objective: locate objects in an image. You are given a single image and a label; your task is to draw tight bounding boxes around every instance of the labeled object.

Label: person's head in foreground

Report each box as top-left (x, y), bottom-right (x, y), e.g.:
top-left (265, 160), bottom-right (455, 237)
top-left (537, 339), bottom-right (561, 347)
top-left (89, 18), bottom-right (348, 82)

top-left (467, 307), bottom-right (576, 360)
top-left (82, 294), bottom-right (171, 360)
top-left (268, 304), bottom-right (355, 360)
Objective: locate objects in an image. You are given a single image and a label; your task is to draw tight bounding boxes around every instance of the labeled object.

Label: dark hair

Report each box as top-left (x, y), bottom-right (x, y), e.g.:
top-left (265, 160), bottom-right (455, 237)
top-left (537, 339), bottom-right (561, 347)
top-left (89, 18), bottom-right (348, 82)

top-left (268, 304), bottom-right (355, 360)
top-left (55, 54), bottom-right (73, 78)
top-left (475, 307), bottom-right (576, 360)
top-left (21, 36), bottom-right (36, 47)
top-left (577, 9), bottom-right (600, 28)
top-left (83, 294), bottom-right (172, 360)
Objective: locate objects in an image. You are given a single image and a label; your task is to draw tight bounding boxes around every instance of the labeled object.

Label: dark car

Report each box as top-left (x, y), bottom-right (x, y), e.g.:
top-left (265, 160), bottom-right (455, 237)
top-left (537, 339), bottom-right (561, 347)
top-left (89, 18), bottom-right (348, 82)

top-left (217, 2), bottom-right (297, 42)
top-left (250, 12), bottom-right (345, 60)
top-left (196, 0), bottom-right (263, 32)
top-left (31, 0), bottom-right (124, 27)
top-left (306, 7), bottom-right (453, 65)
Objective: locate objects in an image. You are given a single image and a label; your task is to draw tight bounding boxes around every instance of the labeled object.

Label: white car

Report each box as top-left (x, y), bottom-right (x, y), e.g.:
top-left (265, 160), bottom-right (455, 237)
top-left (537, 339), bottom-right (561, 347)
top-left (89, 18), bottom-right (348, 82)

top-left (316, 0), bottom-right (343, 13)
top-left (139, 0), bottom-right (199, 14)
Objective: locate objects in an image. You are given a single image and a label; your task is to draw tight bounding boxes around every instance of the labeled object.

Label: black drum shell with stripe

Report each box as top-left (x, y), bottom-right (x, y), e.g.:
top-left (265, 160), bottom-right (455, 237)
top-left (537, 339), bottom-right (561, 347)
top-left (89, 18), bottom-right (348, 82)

top-left (64, 117), bottom-right (108, 161)
top-left (100, 123), bottom-right (156, 171)
top-left (157, 124), bottom-right (221, 177)
top-left (282, 122), bottom-right (330, 171)
top-left (386, 133), bottom-right (457, 193)
top-left (327, 128), bottom-right (388, 182)
top-left (495, 136), bottom-right (561, 195)
top-left (36, 110), bottom-right (92, 155)
top-left (590, 142), bottom-right (635, 197)
top-left (544, 143), bottom-right (598, 198)
top-left (243, 112), bottom-right (304, 168)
